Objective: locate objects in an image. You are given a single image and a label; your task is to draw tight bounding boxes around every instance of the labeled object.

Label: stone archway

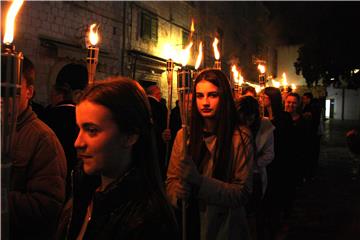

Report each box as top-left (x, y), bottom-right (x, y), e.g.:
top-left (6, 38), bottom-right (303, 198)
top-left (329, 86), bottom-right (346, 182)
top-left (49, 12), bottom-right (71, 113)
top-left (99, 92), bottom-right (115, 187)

top-left (56, 63), bottom-right (88, 90)
top-left (48, 60), bottom-right (88, 103)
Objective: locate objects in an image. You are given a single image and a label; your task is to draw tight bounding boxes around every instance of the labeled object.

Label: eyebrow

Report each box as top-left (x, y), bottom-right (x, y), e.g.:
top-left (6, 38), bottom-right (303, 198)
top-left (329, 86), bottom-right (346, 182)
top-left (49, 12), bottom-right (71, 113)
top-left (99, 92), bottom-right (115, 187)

top-left (78, 122), bottom-right (99, 129)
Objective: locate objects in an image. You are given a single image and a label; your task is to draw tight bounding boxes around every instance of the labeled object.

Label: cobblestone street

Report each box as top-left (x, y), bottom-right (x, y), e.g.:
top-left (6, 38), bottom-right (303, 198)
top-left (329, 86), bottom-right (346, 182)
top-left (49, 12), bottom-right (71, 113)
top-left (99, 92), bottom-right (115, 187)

top-left (285, 120), bottom-right (360, 240)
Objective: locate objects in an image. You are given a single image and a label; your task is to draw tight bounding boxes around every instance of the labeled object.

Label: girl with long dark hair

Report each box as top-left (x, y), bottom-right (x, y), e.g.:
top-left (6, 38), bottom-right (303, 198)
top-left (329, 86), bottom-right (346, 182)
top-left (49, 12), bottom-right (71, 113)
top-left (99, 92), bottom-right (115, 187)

top-left (167, 69), bottom-right (254, 240)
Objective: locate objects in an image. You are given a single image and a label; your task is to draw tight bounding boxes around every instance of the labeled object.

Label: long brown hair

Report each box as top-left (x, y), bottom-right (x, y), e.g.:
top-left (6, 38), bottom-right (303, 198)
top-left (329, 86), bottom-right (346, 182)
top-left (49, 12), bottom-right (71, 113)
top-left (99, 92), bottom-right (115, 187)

top-left (189, 69), bottom-right (237, 181)
top-left (78, 77), bottom-right (164, 196)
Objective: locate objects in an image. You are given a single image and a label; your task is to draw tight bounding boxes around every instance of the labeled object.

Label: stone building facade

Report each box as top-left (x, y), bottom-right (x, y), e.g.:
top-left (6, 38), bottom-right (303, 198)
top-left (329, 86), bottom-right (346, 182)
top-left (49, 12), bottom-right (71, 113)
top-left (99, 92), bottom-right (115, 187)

top-left (1, 1), bottom-right (276, 107)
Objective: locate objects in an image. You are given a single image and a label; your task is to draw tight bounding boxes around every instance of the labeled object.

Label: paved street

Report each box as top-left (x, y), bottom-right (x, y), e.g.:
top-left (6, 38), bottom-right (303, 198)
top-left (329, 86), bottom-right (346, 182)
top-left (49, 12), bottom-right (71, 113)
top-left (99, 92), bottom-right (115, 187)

top-left (284, 120), bottom-right (360, 240)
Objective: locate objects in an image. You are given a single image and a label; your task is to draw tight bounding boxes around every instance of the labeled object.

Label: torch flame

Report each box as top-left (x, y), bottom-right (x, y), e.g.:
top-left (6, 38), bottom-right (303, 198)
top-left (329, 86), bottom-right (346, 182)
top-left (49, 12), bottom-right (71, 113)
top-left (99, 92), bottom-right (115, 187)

top-left (231, 65), bottom-right (239, 80)
top-left (282, 72), bottom-right (288, 87)
top-left (195, 42), bottom-right (203, 70)
top-left (3, 0), bottom-right (24, 45)
top-left (89, 23), bottom-right (99, 46)
top-left (257, 64), bottom-right (266, 74)
top-left (231, 65), bottom-right (243, 85)
top-left (239, 74), bottom-right (244, 85)
top-left (163, 43), bottom-right (177, 60)
top-left (272, 80), bottom-right (281, 88)
top-left (213, 37), bottom-right (220, 60)
top-left (180, 41), bottom-right (193, 67)
top-left (191, 19), bottom-right (195, 33)
top-left (291, 83), bottom-right (297, 90)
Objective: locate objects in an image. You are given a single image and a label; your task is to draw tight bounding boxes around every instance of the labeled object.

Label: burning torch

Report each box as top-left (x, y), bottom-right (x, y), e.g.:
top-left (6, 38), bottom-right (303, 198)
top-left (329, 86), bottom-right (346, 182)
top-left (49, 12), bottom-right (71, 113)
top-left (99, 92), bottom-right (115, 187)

top-left (1, 0), bottom-right (24, 238)
top-left (281, 72), bottom-right (289, 93)
top-left (257, 63), bottom-right (266, 117)
top-left (231, 64), bottom-right (244, 99)
top-left (213, 37), bottom-right (221, 70)
top-left (164, 45), bottom-right (175, 168)
top-left (257, 63), bottom-right (266, 88)
top-left (177, 41), bottom-right (193, 240)
top-left (86, 23), bottom-right (99, 85)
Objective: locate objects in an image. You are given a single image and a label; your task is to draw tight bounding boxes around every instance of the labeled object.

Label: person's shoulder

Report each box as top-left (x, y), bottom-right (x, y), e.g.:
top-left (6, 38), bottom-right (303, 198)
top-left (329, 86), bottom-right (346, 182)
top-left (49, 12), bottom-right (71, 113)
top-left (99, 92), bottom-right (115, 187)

top-left (260, 118), bottom-right (275, 132)
top-left (233, 125), bottom-right (252, 143)
top-left (27, 116), bottom-right (61, 144)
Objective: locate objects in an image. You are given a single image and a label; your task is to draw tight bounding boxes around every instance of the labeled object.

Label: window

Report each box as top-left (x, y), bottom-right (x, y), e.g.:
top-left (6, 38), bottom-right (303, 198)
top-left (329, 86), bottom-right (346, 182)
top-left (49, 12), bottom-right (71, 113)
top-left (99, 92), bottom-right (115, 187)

top-left (141, 12), bottom-right (158, 41)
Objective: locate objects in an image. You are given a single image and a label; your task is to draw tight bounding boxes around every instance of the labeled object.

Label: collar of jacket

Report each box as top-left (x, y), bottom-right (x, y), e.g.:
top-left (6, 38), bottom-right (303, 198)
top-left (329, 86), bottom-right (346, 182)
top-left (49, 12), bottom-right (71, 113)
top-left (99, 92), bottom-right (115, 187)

top-left (72, 166), bottom-right (147, 216)
top-left (54, 100), bottom-right (76, 108)
top-left (16, 106), bottom-right (36, 131)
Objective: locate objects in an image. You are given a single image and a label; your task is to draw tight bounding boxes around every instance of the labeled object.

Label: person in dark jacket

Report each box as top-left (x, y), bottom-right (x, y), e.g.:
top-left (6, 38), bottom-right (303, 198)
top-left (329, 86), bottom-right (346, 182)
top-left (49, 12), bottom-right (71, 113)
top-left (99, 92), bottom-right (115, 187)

top-left (43, 83), bottom-right (79, 199)
top-left (146, 84), bottom-right (168, 180)
top-left (9, 57), bottom-right (67, 239)
top-left (302, 92), bottom-right (322, 180)
top-left (259, 87), bottom-right (294, 240)
top-left (285, 93), bottom-right (312, 184)
top-left (57, 77), bottom-right (178, 240)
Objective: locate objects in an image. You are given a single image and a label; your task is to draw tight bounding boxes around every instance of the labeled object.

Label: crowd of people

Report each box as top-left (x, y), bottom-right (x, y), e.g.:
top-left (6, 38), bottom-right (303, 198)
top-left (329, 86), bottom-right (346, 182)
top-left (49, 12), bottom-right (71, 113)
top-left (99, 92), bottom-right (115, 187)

top-left (6, 57), bottom-right (325, 240)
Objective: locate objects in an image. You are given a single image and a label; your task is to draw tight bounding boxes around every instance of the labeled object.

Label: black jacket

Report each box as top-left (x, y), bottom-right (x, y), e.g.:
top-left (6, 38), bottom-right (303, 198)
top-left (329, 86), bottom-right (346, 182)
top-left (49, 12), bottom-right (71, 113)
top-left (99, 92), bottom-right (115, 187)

top-left (43, 100), bottom-right (79, 199)
top-left (57, 167), bottom-right (179, 240)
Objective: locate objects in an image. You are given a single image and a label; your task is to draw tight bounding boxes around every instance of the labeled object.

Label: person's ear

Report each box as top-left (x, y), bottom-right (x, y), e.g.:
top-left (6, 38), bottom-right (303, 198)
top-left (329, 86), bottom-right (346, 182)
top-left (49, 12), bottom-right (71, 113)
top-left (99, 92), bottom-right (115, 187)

top-left (122, 134), bottom-right (139, 148)
top-left (27, 85), bottom-right (35, 101)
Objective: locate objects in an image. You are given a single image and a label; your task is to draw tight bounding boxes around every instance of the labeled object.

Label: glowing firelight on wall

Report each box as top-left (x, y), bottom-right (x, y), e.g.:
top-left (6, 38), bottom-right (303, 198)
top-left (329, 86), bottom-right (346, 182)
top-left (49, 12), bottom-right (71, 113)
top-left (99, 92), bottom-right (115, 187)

top-left (3, 0), bottom-right (24, 45)
top-left (89, 23), bottom-right (99, 46)
top-left (180, 42), bottom-right (193, 67)
top-left (291, 83), bottom-right (297, 91)
top-left (195, 42), bottom-right (203, 70)
top-left (163, 43), bottom-right (177, 61)
top-left (213, 37), bottom-right (220, 60)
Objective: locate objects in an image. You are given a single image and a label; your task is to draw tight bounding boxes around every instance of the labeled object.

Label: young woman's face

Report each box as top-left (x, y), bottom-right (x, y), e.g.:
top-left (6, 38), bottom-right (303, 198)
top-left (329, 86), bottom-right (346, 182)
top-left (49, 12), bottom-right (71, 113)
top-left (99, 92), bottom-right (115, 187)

top-left (259, 93), bottom-right (271, 108)
top-left (75, 100), bottom-right (132, 176)
top-left (285, 95), bottom-right (298, 113)
top-left (195, 80), bottom-right (220, 119)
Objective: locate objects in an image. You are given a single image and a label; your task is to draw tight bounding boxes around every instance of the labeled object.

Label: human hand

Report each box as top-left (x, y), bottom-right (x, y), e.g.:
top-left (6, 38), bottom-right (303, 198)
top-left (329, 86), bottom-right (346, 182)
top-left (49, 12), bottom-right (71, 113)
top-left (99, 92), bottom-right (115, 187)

top-left (178, 155), bottom-right (202, 187)
top-left (173, 181), bottom-right (191, 200)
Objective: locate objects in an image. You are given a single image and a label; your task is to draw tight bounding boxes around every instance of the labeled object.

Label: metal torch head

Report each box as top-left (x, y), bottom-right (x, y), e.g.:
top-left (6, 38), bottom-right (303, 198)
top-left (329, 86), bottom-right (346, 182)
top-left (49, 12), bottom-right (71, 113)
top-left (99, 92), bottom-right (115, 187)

top-left (1, 44), bottom-right (23, 157)
top-left (177, 68), bottom-right (193, 130)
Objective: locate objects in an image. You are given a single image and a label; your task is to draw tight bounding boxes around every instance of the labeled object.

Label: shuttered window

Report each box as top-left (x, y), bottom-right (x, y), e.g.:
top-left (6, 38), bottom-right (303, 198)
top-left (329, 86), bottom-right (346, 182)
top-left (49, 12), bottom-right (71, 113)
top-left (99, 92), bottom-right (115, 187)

top-left (141, 12), bottom-right (158, 41)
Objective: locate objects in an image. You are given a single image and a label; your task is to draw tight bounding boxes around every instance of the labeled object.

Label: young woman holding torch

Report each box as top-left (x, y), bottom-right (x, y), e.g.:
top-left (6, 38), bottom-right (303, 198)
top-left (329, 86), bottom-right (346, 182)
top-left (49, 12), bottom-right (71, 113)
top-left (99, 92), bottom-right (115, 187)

top-left (167, 69), bottom-right (254, 240)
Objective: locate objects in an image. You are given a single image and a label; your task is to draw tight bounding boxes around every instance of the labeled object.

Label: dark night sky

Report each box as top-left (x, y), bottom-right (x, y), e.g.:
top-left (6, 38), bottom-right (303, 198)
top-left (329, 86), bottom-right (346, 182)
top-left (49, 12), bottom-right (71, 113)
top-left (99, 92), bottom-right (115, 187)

top-left (264, 1), bottom-right (360, 45)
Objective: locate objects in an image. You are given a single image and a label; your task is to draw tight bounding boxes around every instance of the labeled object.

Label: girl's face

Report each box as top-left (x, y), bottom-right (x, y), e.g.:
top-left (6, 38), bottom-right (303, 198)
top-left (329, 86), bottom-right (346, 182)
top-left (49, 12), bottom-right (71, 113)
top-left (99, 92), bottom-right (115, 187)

top-left (195, 80), bottom-right (220, 119)
top-left (74, 100), bottom-right (133, 177)
top-left (259, 93), bottom-right (271, 108)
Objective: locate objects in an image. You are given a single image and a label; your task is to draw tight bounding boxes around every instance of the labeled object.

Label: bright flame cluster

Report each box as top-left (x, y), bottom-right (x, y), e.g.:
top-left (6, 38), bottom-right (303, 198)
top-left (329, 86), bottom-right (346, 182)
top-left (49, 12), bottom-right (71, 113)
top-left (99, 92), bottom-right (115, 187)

top-left (89, 23), bottom-right (99, 46)
top-left (271, 72), bottom-right (297, 91)
top-left (257, 64), bottom-right (266, 74)
top-left (180, 42), bottom-right (193, 67)
top-left (3, 0), bottom-right (24, 44)
top-left (213, 37), bottom-right (220, 60)
top-left (231, 65), bottom-right (244, 85)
